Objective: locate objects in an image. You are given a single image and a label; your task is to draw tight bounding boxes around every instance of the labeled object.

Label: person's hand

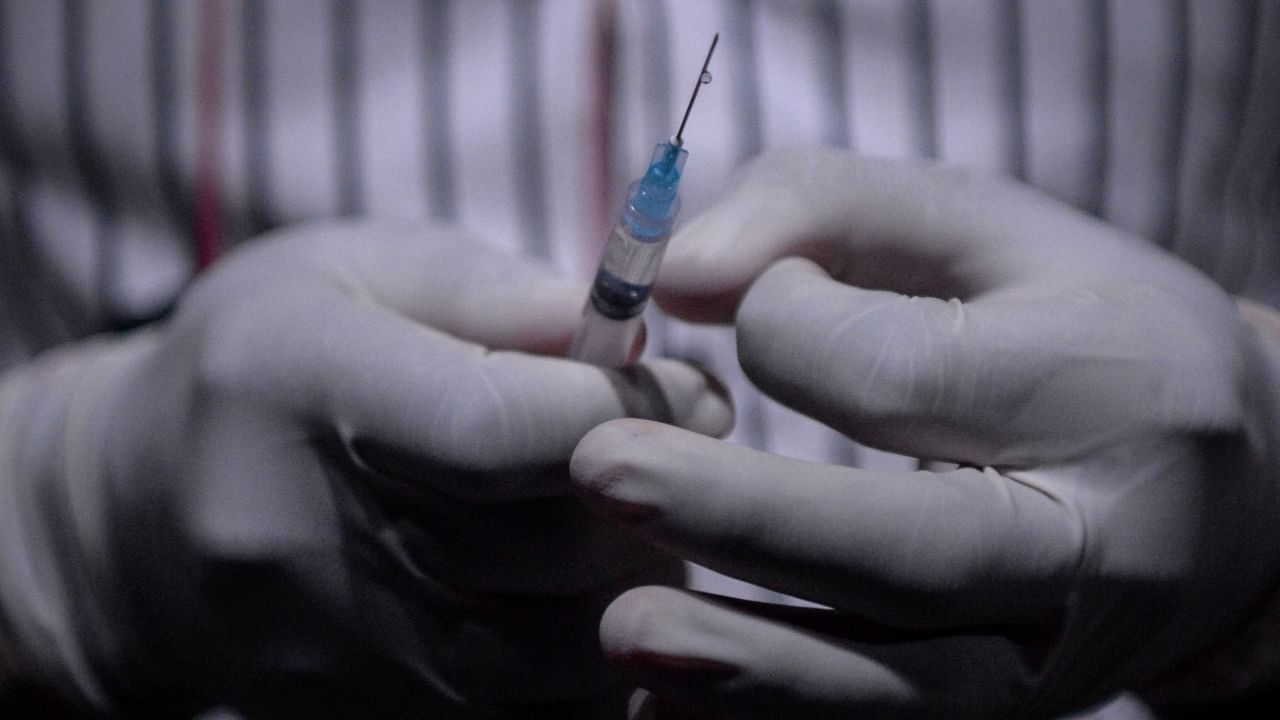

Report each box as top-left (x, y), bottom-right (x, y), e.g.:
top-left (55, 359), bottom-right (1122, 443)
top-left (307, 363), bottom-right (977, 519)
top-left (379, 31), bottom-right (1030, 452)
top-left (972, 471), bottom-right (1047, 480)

top-left (0, 220), bottom-right (732, 718)
top-left (570, 149), bottom-right (1280, 718)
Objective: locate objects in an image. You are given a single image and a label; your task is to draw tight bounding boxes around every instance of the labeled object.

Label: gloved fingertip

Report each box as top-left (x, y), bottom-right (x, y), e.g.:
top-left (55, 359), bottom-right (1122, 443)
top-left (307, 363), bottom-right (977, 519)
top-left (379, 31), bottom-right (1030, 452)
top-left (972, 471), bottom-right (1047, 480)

top-left (674, 369), bottom-right (734, 439)
top-left (600, 586), bottom-right (671, 660)
top-left (628, 688), bottom-right (657, 720)
top-left (653, 214), bottom-right (755, 324)
top-left (601, 588), bottom-right (739, 682)
top-left (570, 419), bottom-right (665, 519)
top-left (608, 359), bottom-right (734, 438)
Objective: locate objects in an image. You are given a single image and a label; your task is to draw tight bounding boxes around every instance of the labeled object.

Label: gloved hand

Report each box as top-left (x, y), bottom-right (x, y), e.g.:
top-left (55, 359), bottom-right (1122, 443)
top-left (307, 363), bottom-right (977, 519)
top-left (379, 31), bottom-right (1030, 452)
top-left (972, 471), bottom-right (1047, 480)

top-left (0, 220), bottom-right (732, 718)
top-left (570, 149), bottom-right (1280, 719)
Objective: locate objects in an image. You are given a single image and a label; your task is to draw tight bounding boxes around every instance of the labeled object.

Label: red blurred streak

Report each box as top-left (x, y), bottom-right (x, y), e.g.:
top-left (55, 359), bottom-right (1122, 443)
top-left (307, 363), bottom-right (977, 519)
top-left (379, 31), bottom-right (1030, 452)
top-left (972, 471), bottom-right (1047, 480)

top-left (585, 0), bottom-right (617, 278)
top-left (194, 0), bottom-right (225, 271)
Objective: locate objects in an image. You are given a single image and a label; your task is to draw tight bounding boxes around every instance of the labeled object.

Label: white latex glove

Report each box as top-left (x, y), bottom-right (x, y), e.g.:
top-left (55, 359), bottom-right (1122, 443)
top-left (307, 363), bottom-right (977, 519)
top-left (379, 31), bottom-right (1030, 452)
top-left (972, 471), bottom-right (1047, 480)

top-left (0, 220), bottom-right (732, 718)
top-left (570, 149), bottom-right (1280, 719)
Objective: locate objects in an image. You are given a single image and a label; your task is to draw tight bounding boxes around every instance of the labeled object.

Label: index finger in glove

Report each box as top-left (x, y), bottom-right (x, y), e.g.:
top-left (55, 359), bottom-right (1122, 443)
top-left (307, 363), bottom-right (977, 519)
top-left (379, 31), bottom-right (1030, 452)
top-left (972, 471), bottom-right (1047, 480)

top-left (654, 148), bottom-right (1166, 323)
top-left (572, 420), bottom-right (1082, 627)
top-left (297, 303), bottom-right (731, 501)
top-left (249, 219), bottom-right (588, 354)
top-left (731, 257), bottom-right (1241, 465)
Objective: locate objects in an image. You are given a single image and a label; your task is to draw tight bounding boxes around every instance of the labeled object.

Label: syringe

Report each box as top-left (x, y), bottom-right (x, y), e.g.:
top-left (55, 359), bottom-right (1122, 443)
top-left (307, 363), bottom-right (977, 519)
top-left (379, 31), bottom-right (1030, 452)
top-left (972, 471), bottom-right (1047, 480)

top-left (569, 33), bottom-right (719, 366)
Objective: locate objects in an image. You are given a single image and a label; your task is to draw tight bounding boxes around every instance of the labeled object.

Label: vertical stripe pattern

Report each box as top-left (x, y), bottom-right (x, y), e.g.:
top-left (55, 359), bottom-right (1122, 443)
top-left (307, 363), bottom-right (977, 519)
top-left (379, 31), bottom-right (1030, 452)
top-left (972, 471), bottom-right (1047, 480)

top-left (242, 0), bottom-right (271, 234)
top-left (149, 0), bottom-right (189, 242)
top-left (814, 0), bottom-right (851, 148)
top-left (999, 0), bottom-right (1026, 180)
top-left (725, 0), bottom-right (762, 161)
top-left (0, 6), bottom-right (64, 350)
top-left (194, 0), bottom-right (226, 269)
top-left (421, 0), bottom-right (455, 221)
top-left (1153, 0), bottom-right (1189, 248)
top-left (1171, 0), bottom-right (1257, 281)
top-left (1216, 0), bottom-right (1272, 295)
top-left (594, 0), bottom-right (619, 259)
top-left (331, 0), bottom-right (362, 217)
top-left (509, 0), bottom-right (549, 259)
top-left (1084, 0), bottom-right (1110, 216)
top-left (907, 0), bottom-right (937, 159)
top-left (1240, 2), bottom-right (1280, 305)
top-left (63, 0), bottom-right (117, 325)
top-left (638, 3), bottom-right (672, 154)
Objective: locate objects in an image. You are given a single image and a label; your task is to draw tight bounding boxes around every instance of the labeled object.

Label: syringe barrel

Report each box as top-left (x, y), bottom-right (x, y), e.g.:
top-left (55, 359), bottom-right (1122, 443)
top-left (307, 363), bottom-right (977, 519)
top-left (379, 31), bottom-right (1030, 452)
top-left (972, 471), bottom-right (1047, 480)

top-left (568, 301), bottom-right (643, 367)
top-left (570, 142), bottom-right (686, 367)
top-left (568, 220), bottom-right (672, 366)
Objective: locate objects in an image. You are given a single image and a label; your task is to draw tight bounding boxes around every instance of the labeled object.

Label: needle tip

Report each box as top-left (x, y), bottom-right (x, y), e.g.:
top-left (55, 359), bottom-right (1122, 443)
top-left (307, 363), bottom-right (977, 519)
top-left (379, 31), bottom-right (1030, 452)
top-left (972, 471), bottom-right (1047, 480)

top-left (674, 33), bottom-right (720, 145)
